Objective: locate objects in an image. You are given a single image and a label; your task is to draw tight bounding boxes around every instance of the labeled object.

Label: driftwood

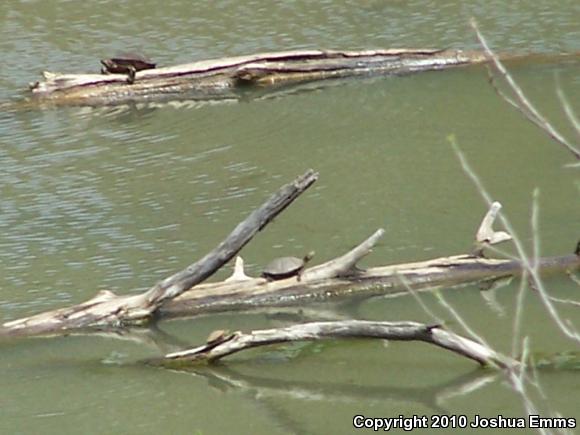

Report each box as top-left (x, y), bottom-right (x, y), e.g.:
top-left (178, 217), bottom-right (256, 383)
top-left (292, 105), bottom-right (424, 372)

top-left (24, 48), bottom-right (553, 107)
top-left (30, 49), bottom-right (485, 104)
top-left (161, 320), bottom-right (516, 368)
top-left (1, 170), bottom-right (578, 340)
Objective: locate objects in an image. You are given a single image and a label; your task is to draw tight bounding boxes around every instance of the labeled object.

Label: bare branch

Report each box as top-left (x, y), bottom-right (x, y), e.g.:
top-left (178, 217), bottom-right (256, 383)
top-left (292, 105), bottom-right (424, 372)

top-left (143, 169), bottom-right (319, 306)
top-left (163, 320), bottom-right (516, 368)
top-left (470, 18), bottom-right (580, 160)
top-left (555, 83), bottom-right (580, 138)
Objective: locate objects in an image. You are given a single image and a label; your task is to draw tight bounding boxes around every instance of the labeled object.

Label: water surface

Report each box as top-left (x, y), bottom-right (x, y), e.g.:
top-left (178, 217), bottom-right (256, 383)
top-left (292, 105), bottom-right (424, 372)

top-left (0, 1), bottom-right (579, 434)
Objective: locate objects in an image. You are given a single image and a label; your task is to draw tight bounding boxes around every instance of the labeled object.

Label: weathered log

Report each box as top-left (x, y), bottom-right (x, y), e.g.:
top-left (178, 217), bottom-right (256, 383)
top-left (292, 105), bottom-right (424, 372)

top-left (24, 48), bottom-right (497, 106)
top-left (15, 47), bottom-right (578, 109)
top-left (160, 320), bottom-right (516, 368)
top-left (0, 170), bottom-right (318, 337)
top-left (159, 250), bottom-right (580, 318)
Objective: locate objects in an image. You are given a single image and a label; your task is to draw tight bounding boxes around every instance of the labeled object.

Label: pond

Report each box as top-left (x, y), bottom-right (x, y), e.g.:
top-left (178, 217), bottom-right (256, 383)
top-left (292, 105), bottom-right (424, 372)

top-left (0, 1), bottom-right (579, 434)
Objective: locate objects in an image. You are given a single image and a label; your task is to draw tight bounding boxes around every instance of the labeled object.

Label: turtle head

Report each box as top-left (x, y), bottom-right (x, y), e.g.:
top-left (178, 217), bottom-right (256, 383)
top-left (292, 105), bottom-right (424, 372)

top-left (101, 59), bottom-right (113, 68)
top-left (303, 251), bottom-right (315, 264)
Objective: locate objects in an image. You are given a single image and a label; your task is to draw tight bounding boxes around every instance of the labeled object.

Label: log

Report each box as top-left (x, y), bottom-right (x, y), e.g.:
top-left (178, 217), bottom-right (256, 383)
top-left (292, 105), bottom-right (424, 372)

top-left (15, 48), bottom-right (578, 109)
top-left (159, 250), bottom-right (580, 318)
top-left (23, 48), bottom-right (503, 106)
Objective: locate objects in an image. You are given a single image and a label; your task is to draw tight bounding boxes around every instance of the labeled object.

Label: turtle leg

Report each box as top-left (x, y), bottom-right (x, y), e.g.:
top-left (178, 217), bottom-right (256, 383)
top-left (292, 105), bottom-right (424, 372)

top-left (126, 65), bottom-right (136, 84)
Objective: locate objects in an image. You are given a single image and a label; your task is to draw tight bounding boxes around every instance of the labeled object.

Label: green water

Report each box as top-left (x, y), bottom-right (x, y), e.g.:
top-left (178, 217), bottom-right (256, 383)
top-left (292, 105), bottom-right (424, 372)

top-left (1, 1), bottom-right (579, 434)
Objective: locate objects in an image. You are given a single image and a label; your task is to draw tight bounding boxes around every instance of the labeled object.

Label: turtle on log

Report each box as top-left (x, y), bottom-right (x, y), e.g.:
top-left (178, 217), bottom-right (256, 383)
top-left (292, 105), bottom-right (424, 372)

top-left (206, 329), bottom-right (231, 346)
top-left (100, 52), bottom-right (156, 84)
top-left (262, 251), bottom-right (315, 281)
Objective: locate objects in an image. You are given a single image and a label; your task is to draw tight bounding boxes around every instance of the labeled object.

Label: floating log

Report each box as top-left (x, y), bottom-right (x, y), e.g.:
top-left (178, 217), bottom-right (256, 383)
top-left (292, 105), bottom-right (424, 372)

top-left (26, 48), bottom-right (492, 106)
top-left (18, 48), bottom-right (579, 108)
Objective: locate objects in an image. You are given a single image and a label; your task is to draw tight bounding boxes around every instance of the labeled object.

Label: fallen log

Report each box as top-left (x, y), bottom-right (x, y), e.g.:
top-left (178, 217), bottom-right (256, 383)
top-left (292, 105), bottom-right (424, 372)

top-left (1, 172), bottom-right (578, 339)
top-left (159, 202), bottom-right (579, 317)
top-left (159, 251), bottom-right (580, 319)
top-left (29, 49), bottom-right (479, 102)
top-left (25, 48), bottom-right (569, 107)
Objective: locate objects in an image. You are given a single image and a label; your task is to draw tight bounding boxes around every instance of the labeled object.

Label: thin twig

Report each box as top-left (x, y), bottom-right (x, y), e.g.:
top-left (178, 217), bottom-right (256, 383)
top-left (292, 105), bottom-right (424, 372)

top-left (470, 18), bottom-right (580, 160)
top-left (555, 81), bottom-right (580, 138)
top-left (395, 273), bottom-right (445, 325)
top-left (512, 268), bottom-right (530, 358)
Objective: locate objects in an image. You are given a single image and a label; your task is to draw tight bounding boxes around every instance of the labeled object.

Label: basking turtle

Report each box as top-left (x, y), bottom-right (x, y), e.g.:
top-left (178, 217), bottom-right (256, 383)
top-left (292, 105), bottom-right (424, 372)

top-left (100, 52), bottom-right (156, 84)
top-left (206, 329), bottom-right (230, 345)
top-left (262, 251), bottom-right (314, 281)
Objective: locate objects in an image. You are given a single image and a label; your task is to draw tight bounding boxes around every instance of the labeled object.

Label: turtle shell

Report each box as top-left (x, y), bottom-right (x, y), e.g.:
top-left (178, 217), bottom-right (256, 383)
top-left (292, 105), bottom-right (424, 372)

top-left (206, 329), bottom-right (229, 345)
top-left (262, 256), bottom-right (305, 280)
top-left (101, 52), bottom-right (156, 74)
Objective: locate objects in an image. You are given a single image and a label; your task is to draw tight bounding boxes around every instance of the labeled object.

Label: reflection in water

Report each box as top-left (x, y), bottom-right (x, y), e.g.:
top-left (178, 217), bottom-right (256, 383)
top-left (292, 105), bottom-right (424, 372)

top-left (172, 365), bottom-right (498, 423)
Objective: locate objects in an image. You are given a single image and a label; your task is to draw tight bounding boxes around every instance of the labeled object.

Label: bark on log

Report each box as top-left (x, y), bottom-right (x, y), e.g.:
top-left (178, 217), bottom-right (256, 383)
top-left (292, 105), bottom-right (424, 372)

top-left (23, 48), bottom-right (538, 107)
top-left (160, 320), bottom-right (516, 368)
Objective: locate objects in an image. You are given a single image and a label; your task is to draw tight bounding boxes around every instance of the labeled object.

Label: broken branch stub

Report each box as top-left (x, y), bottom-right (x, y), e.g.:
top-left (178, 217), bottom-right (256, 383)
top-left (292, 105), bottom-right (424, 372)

top-left (472, 201), bottom-right (512, 256)
top-left (300, 228), bottom-right (385, 281)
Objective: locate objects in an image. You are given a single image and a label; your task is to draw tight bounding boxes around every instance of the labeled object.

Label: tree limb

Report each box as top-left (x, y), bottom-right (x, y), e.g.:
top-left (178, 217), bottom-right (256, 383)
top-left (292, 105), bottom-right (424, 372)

top-left (163, 320), bottom-right (516, 368)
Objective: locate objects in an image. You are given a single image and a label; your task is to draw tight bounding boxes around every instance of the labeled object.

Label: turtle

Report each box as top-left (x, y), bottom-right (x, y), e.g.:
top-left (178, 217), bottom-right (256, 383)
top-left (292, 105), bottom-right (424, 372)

top-left (100, 52), bottom-right (156, 84)
top-left (206, 329), bottom-right (230, 345)
top-left (262, 251), bottom-right (315, 281)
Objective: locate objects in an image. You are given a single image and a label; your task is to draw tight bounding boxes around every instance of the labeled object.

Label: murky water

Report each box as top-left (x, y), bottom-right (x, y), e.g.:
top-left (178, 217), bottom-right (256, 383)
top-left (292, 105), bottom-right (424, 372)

top-left (1, 1), bottom-right (579, 434)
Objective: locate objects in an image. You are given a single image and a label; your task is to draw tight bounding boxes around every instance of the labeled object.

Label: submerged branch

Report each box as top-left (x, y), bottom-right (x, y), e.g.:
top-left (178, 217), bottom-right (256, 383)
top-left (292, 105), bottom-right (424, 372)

top-left (162, 320), bottom-right (516, 368)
